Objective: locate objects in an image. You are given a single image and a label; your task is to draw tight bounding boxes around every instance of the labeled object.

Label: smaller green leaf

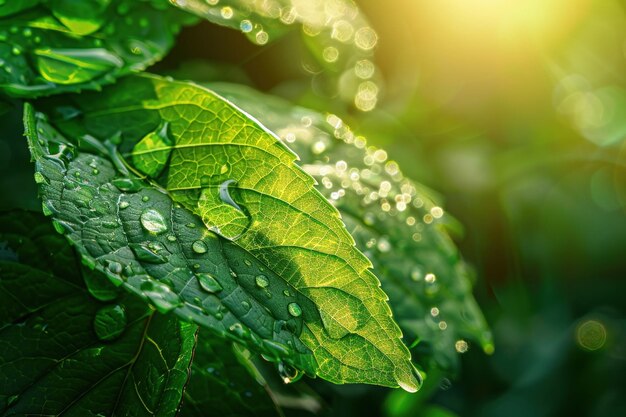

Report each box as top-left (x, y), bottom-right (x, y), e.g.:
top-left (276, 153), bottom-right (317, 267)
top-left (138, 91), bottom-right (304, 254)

top-left (0, 210), bottom-right (197, 417)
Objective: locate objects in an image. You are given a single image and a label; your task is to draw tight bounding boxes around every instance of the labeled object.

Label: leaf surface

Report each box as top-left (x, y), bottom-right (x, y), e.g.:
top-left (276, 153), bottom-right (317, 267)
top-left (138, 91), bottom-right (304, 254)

top-left (180, 334), bottom-right (281, 417)
top-left (0, 210), bottom-right (196, 417)
top-left (25, 74), bottom-right (420, 391)
top-left (205, 82), bottom-right (494, 370)
top-left (0, 0), bottom-right (194, 97)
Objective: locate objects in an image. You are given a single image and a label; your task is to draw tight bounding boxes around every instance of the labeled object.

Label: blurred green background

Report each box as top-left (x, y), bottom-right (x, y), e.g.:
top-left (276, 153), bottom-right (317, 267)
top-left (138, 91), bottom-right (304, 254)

top-left (2, 0), bottom-right (625, 416)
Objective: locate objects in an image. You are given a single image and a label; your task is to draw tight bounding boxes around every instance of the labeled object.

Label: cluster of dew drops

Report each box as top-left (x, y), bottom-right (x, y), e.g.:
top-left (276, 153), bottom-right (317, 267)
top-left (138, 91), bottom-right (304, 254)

top-left (169, 0), bottom-right (381, 111)
top-left (277, 111), bottom-right (472, 354)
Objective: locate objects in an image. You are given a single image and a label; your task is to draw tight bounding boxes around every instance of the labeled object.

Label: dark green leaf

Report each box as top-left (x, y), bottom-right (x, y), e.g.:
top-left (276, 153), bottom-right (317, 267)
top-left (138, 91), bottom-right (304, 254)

top-left (180, 333), bottom-right (281, 417)
top-left (206, 82), bottom-right (494, 371)
top-left (0, 0), bottom-right (195, 97)
top-left (0, 210), bottom-right (197, 416)
top-left (25, 74), bottom-right (421, 391)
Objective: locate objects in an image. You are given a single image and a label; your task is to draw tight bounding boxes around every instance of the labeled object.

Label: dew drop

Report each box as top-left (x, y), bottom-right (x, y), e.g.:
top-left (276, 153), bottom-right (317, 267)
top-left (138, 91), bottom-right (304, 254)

top-left (119, 200), bottom-right (129, 209)
top-left (241, 300), bottom-right (251, 311)
top-left (455, 339), bottom-right (469, 353)
top-left (243, 259), bottom-right (252, 266)
top-left (107, 260), bottom-right (123, 275)
top-left (112, 177), bottom-right (142, 193)
top-left (167, 235), bottom-right (177, 242)
top-left (192, 240), bottom-right (208, 254)
top-left (140, 208), bottom-right (168, 235)
top-left (219, 179), bottom-right (243, 211)
top-left (354, 26), bottom-right (378, 50)
top-left (142, 195), bottom-right (149, 202)
top-left (240, 19), bottom-right (253, 33)
top-left (277, 362), bottom-right (301, 384)
top-left (287, 302), bottom-right (302, 317)
top-left (255, 275), bottom-right (269, 288)
top-left (220, 6), bottom-right (233, 19)
top-left (93, 305), bottom-right (126, 341)
top-left (130, 242), bottom-right (168, 264)
top-left (197, 273), bottom-right (223, 293)
top-left (140, 281), bottom-right (181, 313)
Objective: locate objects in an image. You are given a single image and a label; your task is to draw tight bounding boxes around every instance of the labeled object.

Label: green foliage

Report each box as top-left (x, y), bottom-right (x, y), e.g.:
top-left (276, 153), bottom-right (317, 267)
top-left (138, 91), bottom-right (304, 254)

top-left (0, 0), bottom-right (194, 97)
top-left (208, 82), bottom-right (492, 370)
top-left (0, 211), bottom-right (196, 416)
top-left (24, 73), bottom-right (420, 391)
top-left (0, 1), bottom-right (493, 416)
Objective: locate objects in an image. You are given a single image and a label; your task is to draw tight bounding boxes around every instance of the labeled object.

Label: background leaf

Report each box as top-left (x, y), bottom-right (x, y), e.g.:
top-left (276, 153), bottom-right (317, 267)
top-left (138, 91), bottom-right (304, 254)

top-left (0, 210), bottom-right (197, 417)
top-left (180, 334), bottom-right (281, 417)
top-left (0, 0), bottom-right (195, 97)
top-left (26, 74), bottom-right (420, 392)
top-left (169, 0), bottom-right (383, 111)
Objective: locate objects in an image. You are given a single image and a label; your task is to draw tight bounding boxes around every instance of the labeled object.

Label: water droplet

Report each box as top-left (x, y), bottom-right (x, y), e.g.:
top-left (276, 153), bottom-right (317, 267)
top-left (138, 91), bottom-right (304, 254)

top-left (287, 302), bottom-right (302, 317)
top-left (112, 177), bottom-right (143, 192)
top-left (219, 179), bottom-right (243, 212)
top-left (220, 6), bottom-right (233, 19)
top-left (107, 260), bottom-right (123, 275)
top-left (119, 200), bottom-right (129, 209)
top-left (255, 30), bottom-right (269, 44)
top-left (424, 273), bottom-right (436, 284)
top-left (455, 340), bottom-right (469, 353)
top-left (229, 322), bottom-right (249, 338)
top-left (241, 300), bottom-right (251, 311)
top-left (197, 273), bottom-right (223, 293)
top-left (240, 19), bottom-right (253, 33)
top-left (167, 235), bottom-right (177, 242)
top-left (93, 305), bottom-right (126, 341)
top-left (243, 259), bottom-right (252, 266)
top-left (255, 275), bottom-right (269, 288)
top-left (283, 289), bottom-right (292, 297)
top-left (277, 362), bottom-right (301, 384)
top-left (130, 242), bottom-right (168, 264)
top-left (192, 240), bottom-right (208, 254)
top-left (140, 208), bottom-right (168, 235)
top-left (354, 26), bottom-right (378, 50)
top-left (323, 46), bottom-right (339, 63)
top-left (186, 222), bottom-right (196, 228)
top-left (141, 280), bottom-right (181, 313)
top-left (142, 195), bottom-right (149, 202)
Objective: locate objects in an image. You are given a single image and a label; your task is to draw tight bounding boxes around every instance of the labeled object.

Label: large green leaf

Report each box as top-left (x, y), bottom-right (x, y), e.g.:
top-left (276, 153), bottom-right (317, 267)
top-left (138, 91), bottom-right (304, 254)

top-left (169, 0), bottom-right (382, 111)
top-left (0, 0), bottom-right (194, 97)
top-left (180, 334), bottom-right (281, 417)
top-left (205, 82), bottom-right (494, 371)
top-left (0, 210), bottom-right (197, 416)
top-left (25, 74), bottom-right (421, 391)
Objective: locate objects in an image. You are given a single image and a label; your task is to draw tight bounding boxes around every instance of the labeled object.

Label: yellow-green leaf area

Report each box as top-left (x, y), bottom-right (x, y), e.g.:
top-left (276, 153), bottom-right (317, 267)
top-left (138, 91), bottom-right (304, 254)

top-left (119, 75), bottom-right (420, 391)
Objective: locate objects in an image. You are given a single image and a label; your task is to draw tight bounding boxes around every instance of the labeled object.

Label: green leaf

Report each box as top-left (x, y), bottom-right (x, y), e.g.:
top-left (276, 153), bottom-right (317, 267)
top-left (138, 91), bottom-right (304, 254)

top-left (180, 334), bottom-right (281, 417)
top-left (0, 0), bottom-right (195, 97)
top-left (204, 82), bottom-right (494, 371)
top-left (0, 210), bottom-right (197, 416)
top-left (169, 0), bottom-right (382, 111)
top-left (25, 74), bottom-right (421, 391)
